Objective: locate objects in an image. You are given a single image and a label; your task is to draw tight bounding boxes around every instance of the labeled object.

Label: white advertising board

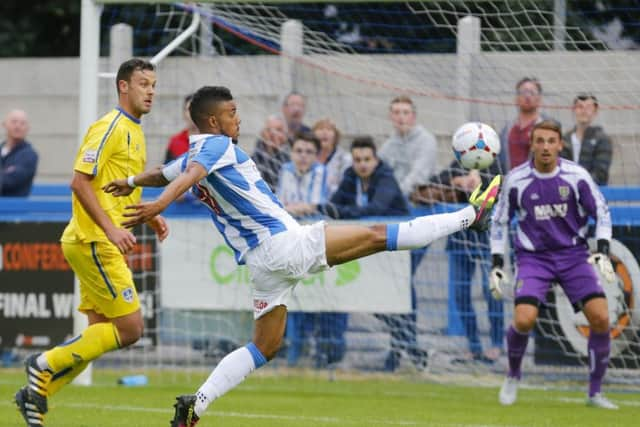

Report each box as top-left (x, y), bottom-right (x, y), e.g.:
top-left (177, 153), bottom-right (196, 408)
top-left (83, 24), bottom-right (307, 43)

top-left (160, 219), bottom-right (411, 313)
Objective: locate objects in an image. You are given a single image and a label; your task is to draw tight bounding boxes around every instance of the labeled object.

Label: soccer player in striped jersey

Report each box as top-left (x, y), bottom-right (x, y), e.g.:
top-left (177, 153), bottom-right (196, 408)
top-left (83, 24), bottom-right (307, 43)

top-left (490, 120), bottom-right (618, 409)
top-left (104, 85), bottom-right (502, 427)
top-left (14, 58), bottom-right (169, 427)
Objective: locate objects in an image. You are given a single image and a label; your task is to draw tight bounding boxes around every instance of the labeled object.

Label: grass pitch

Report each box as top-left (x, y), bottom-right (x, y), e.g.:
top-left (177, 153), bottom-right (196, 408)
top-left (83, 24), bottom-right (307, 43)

top-left (1, 369), bottom-right (638, 426)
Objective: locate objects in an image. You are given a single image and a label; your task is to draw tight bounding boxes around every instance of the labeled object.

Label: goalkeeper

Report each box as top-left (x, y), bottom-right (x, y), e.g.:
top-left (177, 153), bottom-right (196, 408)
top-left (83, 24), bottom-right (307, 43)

top-left (489, 120), bottom-right (617, 409)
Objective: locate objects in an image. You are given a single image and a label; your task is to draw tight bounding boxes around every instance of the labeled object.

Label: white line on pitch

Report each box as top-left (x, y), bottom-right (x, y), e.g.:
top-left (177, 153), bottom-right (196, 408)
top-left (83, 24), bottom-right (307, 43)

top-left (556, 397), bottom-right (640, 407)
top-left (0, 400), bottom-right (517, 427)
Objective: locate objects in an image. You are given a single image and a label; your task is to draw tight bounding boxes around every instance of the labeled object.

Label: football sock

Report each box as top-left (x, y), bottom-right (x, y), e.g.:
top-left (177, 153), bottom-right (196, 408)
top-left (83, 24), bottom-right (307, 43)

top-left (506, 325), bottom-right (529, 379)
top-left (44, 322), bottom-right (121, 372)
top-left (588, 331), bottom-right (610, 397)
top-left (386, 206), bottom-right (475, 251)
top-left (194, 342), bottom-right (267, 417)
top-left (46, 361), bottom-right (90, 397)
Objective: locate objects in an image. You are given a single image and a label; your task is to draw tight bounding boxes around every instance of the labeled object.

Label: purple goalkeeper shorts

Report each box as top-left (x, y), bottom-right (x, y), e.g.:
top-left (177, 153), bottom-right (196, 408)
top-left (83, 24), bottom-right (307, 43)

top-left (514, 246), bottom-right (604, 310)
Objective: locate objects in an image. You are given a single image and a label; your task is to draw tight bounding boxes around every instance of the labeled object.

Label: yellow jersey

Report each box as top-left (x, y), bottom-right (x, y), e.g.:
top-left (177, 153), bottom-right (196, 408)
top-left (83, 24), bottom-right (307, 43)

top-left (61, 108), bottom-right (147, 243)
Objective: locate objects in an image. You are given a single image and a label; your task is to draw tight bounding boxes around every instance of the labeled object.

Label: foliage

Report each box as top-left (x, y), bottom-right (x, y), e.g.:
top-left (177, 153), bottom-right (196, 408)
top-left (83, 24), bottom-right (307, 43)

top-left (0, 1), bottom-right (81, 57)
top-left (0, 1), bottom-right (639, 57)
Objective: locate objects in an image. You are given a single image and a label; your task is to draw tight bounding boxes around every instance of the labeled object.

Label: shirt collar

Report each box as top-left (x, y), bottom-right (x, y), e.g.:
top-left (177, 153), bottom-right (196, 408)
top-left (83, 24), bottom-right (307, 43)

top-left (116, 107), bottom-right (141, 124)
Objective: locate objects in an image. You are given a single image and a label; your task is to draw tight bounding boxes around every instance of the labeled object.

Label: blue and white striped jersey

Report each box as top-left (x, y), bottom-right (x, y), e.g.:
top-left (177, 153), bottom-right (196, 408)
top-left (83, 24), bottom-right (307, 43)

top-left (276, 161), bottom-right (327, 206)
top-left (163, 134), bottom-right (300, 264)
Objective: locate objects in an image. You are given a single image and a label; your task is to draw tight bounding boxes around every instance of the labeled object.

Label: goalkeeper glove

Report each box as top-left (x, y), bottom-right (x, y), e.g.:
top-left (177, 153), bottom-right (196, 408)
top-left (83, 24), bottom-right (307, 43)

top-left (588, 239), bottom-right (616, 284)
top-left (489, 254), bottom-right (507, 300)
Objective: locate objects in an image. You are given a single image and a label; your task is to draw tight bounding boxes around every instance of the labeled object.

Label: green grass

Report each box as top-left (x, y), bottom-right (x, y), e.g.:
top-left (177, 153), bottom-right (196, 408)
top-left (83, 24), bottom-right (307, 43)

top-left (1, 369), bottom-right (638, 426)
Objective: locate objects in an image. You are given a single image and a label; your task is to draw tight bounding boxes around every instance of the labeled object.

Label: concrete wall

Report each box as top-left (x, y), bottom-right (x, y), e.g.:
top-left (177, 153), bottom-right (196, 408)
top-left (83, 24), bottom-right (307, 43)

top-left (1, 51), bottom-right (638, 184)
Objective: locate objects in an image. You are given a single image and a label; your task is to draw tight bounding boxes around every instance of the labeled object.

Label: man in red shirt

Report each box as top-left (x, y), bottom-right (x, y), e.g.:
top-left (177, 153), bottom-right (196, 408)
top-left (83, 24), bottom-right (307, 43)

top-left (164, 94), bottom-right (197, 163)
top-left (498, 77), bottom-right (555, 171)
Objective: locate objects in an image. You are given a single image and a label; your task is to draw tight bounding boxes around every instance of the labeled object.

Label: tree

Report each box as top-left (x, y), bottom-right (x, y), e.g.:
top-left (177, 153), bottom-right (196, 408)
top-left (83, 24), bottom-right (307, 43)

top-left (0, 1), bottom-right (81, 57)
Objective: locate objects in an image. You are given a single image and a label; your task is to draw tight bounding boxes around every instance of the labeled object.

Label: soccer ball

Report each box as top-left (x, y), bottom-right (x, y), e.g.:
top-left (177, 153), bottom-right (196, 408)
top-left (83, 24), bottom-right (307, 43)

top-left (451, 122), bottom-right (501, 170)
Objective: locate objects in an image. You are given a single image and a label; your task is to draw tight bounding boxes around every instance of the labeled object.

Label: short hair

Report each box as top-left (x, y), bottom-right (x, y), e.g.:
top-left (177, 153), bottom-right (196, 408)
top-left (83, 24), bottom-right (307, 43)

top-left (516, 77), bottom-right (542, 94)
top-left (350, 135), bottom-right (377, 157)
top-left (189, 86), bottom-right (233, 130)
top-left (183, 93), bottom-right (193, 106)
top-left (292, 131), bottom-right (320, 153)
top-left (115, 58), bottom-right (155, 94)
top-left (389, 95), bottom-right (416, 113)
top-left (312, 118), bottom-right (341, 146)
top-left (573, 92), bottom-right (599, 107)
top-left (530, 119), bottom-right (562, 143)
top-left (282, 91), bottom-right (305, 106)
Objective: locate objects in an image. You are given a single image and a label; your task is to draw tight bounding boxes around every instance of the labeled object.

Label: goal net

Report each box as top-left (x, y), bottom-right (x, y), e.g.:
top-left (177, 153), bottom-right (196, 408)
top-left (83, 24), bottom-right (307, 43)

top-left (90, 0), bottom-right (640, 387)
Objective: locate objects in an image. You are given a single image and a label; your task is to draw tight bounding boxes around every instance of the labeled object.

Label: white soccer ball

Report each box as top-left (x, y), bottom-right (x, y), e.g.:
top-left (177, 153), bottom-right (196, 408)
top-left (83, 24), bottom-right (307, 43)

top-left (451, 122), bottom-right (501, 170)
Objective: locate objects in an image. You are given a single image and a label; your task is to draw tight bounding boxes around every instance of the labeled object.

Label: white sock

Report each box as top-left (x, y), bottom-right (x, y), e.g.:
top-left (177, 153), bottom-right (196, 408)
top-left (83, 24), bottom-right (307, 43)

top-left (194, 344), bottom-right (266, 417)
top-left (387, 205), bottom-right (475, 251)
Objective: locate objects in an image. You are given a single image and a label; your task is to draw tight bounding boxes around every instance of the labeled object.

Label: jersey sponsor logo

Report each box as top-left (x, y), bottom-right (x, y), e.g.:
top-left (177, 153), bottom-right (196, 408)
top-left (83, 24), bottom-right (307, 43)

top-left (534, 203), bottom-right (568, 220)
top-left (122, 287), bottom-right (134, 303)
top-left (195, 183), bottom-right (221, 214)
top-left (558, 185), bottom-right (570, 200)
top-left (82, 149), bottom-right (97, 163)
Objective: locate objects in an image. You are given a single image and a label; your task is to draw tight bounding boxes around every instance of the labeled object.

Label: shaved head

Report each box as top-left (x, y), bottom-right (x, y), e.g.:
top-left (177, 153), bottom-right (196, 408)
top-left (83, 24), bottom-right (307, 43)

top-left (3, 109), bottom-right (29, 143)
top-left (4, 109), bottom-right (28, 122)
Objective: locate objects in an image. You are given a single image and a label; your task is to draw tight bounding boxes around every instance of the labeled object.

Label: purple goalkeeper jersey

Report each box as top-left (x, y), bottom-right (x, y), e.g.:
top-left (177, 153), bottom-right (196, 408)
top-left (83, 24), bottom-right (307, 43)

top-left (490, 158), bottom-right (611, 256)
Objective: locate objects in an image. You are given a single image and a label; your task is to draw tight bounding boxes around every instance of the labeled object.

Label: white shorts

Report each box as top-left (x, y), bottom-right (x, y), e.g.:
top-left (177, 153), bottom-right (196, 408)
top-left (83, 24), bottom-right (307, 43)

top-left (245, 221), bottom-right (329, 319)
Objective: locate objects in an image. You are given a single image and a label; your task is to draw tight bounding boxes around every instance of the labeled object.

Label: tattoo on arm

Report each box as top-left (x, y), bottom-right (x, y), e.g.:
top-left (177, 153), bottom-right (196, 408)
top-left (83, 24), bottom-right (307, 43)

top-left (136, 166), bottom-right (170, 187)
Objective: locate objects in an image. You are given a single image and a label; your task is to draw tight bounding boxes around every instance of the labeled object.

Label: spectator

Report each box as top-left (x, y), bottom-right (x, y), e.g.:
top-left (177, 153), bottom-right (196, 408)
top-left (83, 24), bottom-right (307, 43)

top-left (0, 109), bottom-right (38, 197)
top-left (164, 94), bottom-right (197, 163)
top-left (561, 93), bottom-right (613, 185)
top-left (379, 95), bottom-right (438, 198)
top-left (313, 118), bottom-right (351, 198)
top-left (499, 77), bottom-right (555, 171)
top-left (276, 132), bottom-right (327, 366)
top-left (281, 92), bottom-right (311, 142)
top-left (314, 136), bottom-right (410, 365)
top-left (319, 135), bottom-right (408, 219)
top-left (413, 159), bottom-right (504, 364)
top-left (277, 132), bottom-right (327, 219)
top-left (252, 115), bottom-right (290, 191)
top-left (375, 95), bottom-right (436, 371)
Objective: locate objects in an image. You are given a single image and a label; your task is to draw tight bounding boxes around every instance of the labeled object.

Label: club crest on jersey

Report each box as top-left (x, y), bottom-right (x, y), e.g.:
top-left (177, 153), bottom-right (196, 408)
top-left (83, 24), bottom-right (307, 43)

top-left (558, 186), bottom-right (570, 200)
top-left (122, 287), bottom-right (134, 303)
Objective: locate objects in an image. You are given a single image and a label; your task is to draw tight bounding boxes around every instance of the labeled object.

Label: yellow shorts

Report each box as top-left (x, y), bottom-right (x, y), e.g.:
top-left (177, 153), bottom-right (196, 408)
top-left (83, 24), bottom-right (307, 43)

top-left (61, 241), bottom-right (140, 318)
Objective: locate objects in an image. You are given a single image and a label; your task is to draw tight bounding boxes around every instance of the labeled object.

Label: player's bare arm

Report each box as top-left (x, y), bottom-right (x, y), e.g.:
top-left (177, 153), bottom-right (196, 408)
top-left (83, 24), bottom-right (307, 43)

top-left (122, 161), bottom-right (207, 228)
top-left (103, 164), bottom-right (168, 196)
top-left (103, 165), bottom-right (171, 241)
top-left (71, 170), bottom-right (137, 254)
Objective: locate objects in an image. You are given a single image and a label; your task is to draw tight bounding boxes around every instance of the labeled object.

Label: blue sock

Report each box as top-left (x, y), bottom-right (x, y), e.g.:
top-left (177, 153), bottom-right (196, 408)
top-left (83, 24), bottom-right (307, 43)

top-left (246, 342), bottom-right (267, 368)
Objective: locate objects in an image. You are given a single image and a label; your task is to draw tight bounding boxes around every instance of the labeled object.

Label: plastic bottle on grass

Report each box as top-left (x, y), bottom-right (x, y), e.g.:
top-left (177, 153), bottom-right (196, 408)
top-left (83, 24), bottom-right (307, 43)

top-left (118, 374), bottom-right (148, 386)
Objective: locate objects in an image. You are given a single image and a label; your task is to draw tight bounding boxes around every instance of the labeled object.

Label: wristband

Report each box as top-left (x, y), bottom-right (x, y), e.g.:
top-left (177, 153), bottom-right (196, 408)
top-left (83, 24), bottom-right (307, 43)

top-left (127, 176), bottom-right (137, 188)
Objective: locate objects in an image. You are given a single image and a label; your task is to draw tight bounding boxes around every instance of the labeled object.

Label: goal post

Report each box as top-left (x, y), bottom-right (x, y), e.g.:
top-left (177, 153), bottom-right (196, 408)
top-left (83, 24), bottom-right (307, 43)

top-left (76, 0), bottom-right (640, 388)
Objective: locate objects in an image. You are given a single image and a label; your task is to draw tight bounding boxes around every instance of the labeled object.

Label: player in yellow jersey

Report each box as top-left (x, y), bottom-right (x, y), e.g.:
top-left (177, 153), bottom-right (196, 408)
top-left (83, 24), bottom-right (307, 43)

top-left (14, 58), bottom-right (168, 427)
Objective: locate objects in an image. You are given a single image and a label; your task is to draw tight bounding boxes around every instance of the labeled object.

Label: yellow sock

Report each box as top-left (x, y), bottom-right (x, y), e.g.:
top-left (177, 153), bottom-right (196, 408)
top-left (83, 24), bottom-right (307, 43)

top-left (45, 322), bottom-right (121, 372)
top-left (47, 361), bottom-right (89, 397)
